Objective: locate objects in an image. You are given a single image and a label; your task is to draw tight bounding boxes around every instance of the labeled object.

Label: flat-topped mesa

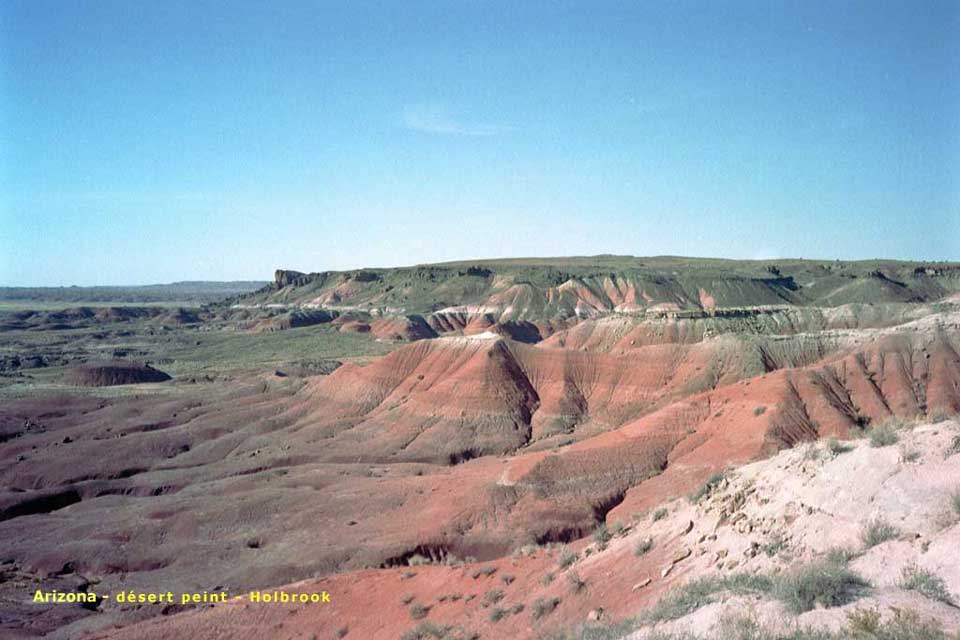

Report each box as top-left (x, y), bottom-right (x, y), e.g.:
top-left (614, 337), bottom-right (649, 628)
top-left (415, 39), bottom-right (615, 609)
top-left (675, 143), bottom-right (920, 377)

top-left (273, 269), bottom-right (307, 288)
top-left (252, 258), bottom-right (960, 322)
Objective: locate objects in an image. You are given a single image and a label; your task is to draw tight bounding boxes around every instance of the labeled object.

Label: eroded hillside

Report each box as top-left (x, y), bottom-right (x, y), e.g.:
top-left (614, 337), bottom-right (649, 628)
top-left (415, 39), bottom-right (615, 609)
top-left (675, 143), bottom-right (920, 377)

top-left (86, 413), bottom-right (960, 640)
top-left (2, 257), bottom-right (960, 639)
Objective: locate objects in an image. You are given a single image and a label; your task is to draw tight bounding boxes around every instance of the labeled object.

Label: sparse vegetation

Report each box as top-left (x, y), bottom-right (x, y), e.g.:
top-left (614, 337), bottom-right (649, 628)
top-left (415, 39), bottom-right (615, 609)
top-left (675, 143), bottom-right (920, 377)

top-left (861, 518), bottom-right (900, 548)
top-left (761, 534), bottom-right (787, 557)
top-left (537, 619), bottom-right (637, 640)
top-left (869, 419), bottom-right (902, 447)
top-left (948, 434), bottom-right (960, 457)
top-left (642, 573), bottom-right (774, 623)
top-left (901, 446), bottom-right (921, 462)
top-left (690, 472), bottom-right (726, 503)
top-left (642, 554), bottom-right (868, 623)
top-left (803, 443), bottom-right (822, 461)
top-left (541, 572), bottom-right (555, 586)
top-left (825, 547), bottom-right (858, 565)
top-left (652, 507), bottom-right (668, 522)
top-left (846, 607), bottom-right (954, 640)
top-left (399, 621), bottom-right (479, 640)
top-left (400, 622), bottom-right (447, 640)
top-left (500, 573), bottom-right (515, 585)
top-left (827, 437), bottom-right (854, 455)
top-left (484, 600), bottom-right (523, 624)
top-left (592, 524), bottom-right (612, 548)
top-left (634, 537), bottom-right (654, 556)
top-left (567, 571), bottom-right (586, 594)
top-left (482, 588), bottom-right (504, 607)
top-left (532, 596), bottom-right (561, 620)
top-left (470, 565), bottom-right (497, 579)
top-left (928, 408), bottom-right (953, 424)
top-left (899, 565), bottom-right (954, 605)
top-left (630, 607), bottom-right (954, 640)
top-left (407, 553), bottom-right (430, 566)
top-left (401, 593), bottom-right (415, 605)
top-left (774, 556), bottom-right (869, 614)
top-left (557, 547), bottom-right (579, 569)
top-left (409, 602), bottom-right (430, 620)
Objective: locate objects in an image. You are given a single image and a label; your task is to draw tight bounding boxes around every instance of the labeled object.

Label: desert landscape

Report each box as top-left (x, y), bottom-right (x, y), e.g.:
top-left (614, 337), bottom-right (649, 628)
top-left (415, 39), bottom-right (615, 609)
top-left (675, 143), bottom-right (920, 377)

top-left (3, 257), bottom-right (960, 639)
top-left (4, 1), bottom-right (958, 638)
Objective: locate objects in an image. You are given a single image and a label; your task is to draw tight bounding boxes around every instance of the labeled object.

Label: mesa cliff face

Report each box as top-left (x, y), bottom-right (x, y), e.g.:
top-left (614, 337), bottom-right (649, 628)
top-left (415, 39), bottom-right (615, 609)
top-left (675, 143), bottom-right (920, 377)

top-left (252, 258), bottom-right (960, 325)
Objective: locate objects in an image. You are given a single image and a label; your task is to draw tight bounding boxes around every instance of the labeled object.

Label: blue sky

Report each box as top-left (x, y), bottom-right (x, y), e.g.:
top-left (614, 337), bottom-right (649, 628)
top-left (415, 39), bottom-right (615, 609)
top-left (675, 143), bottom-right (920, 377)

top-left (1, 0), bottom-right (958, 285)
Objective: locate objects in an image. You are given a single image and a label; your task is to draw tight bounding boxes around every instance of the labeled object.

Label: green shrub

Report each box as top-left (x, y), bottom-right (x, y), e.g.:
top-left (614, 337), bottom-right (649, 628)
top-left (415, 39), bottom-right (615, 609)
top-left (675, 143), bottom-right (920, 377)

top-left (538, 619), bottom-right (638, 640)
top-left (899, 565), bottom-right (954, 605)
top-left (557, 547), bottom-right (579, 569)
top-left (593, 524), bottom-right (612, 547)
top-left (846, 607), bottom-right (883, 635)
top-left (774, 558), bottom-right (868, 614)
top-left (827, 437), bottom-right (853, 455)
top-left (652, 507), bottom-right (668, 522)
top-left (488, 607), bottom-right (507, 623)
top-left (949, 435), bottom-right (960, 457)
top-left (407, 553), bottom-right (431, 566)
top-left (901, 447), bottom-right (921, 462)
top-left (532, 596), bottom-right (560, 620)
top-left (847, 607), bottom-right (951, 640)
top-left (541, 572), bottom-right (555, 586)
top-left (482, 588), bottom-right (505, 607)
top-left (641, 573), bottom-right (774, 623)
top-left (400, 622), bottom-right (451, 640)
top-left (567, 571), bottom-right (586, 594)
top-left (825, 547), bottom-right (858, 565)
top-left (804, 444), bottom-right (823, 462)
top-left (861, 518), bottom-right (900, 548)
top-left (690, 472), bottom-right (726, 503)
top-left (761, 534), bottom-right (787, 557)
top-left (623, 607), bottom-right (948, 640)
top-left (409, 602), bottom-right (430, 619)
top-left (634, 537), bottom-right (654, 556)
top-left (929, 408), bottom-right (953, 423)
top-left (869, 422), bottom-right (900, 447)
top-left (470, 565), bottom-right (496, 579)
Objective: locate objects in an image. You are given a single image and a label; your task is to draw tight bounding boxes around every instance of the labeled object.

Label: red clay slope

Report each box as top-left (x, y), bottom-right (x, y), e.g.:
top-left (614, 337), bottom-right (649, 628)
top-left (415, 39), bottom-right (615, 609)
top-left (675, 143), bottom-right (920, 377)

top-left (75, 312), bottom-right (960, 640)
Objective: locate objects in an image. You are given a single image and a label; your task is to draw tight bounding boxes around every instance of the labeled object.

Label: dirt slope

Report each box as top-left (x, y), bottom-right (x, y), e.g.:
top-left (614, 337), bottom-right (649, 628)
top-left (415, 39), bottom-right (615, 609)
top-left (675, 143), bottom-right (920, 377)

top-left (3, 308), bottom-right (960, 638)
top-left (83, 419), bottom-right (960, 640)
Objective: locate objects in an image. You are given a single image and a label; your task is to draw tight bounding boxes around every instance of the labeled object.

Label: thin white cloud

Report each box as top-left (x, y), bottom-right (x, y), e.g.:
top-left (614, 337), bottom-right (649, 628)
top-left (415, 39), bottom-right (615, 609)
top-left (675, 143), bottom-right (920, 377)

top-left (402, 104), bottom-right (513, 137)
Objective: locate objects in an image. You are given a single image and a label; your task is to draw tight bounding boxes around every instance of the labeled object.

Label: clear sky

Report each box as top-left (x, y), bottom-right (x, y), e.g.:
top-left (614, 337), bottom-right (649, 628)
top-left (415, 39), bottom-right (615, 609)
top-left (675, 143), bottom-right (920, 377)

top-left (1, 0), bottom-right (958, 285)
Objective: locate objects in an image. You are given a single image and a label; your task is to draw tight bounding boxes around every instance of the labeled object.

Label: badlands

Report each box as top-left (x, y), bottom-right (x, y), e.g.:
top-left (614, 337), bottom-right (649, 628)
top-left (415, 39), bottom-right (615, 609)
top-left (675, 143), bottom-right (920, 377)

top-left (2, 256), bottom-right (959, 639)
